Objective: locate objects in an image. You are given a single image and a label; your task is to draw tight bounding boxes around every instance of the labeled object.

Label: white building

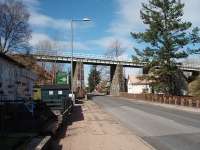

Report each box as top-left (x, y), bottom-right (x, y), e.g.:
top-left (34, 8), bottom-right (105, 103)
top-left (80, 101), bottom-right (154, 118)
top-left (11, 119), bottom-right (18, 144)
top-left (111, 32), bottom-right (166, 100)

top-left (0, 54), bottom-right (37, 101)
top-left (127, 75), bottom-right (151, 94)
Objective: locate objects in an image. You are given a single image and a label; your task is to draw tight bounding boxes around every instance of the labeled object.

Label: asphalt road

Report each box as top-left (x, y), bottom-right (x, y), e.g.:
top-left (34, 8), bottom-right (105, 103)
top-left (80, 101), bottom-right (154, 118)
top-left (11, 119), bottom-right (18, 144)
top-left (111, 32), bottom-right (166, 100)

top-left (92, 96), bottom-right (200, 150)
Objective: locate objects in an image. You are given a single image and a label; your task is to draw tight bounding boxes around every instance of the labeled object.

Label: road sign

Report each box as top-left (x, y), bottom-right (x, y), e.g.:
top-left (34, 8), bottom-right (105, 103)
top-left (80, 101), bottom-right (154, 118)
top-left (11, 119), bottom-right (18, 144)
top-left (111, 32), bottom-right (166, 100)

top-left (56, 72), bottom-right (69, 85)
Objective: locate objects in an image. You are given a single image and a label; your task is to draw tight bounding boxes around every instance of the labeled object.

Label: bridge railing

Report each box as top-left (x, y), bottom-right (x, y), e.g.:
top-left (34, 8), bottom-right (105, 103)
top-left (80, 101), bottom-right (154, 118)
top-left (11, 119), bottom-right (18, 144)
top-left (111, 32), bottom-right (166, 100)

top-left (32, 52), bottom-right (200, 70)
top-left (35, 51), bottom-right (133, 62)
top-left (175, 64), bottom-right (200, 71)
top-left (64, 52), bottom-right (133, 62)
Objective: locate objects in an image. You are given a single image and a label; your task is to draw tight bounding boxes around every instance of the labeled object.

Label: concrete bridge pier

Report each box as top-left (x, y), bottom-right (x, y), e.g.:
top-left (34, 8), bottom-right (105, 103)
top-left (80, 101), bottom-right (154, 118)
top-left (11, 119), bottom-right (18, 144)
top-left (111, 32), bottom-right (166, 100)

top-left (142, 67), bottom-right (149, 75)
top-left (110, 64), bottom-right (125, 96)
top-left (186, 71), bottom-right (200, 83)
top-left (72, 61), bottom-right (84, 92)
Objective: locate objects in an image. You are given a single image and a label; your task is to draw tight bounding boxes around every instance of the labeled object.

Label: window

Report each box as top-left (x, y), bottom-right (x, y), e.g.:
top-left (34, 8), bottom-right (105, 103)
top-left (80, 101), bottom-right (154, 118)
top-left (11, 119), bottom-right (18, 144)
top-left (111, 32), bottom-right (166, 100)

top-left (58, 90), bottom-right (63, 95)
top-left (49, 90), bottom-right (54, 95)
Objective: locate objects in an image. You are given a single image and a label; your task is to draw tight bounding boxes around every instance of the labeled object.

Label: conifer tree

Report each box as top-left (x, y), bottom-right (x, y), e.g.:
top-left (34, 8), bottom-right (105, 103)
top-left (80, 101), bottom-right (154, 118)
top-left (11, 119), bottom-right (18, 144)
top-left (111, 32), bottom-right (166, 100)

top-left (88, 65), bottom-right (101, 92)
top-left (131, 0), bottom-right (200, 95)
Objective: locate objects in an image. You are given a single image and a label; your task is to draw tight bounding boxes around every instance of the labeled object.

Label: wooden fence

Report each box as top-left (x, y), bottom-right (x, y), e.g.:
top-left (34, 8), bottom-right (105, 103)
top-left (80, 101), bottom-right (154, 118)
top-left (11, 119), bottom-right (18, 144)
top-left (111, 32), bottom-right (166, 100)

top-left (120, 93), bottom-right (200, 108)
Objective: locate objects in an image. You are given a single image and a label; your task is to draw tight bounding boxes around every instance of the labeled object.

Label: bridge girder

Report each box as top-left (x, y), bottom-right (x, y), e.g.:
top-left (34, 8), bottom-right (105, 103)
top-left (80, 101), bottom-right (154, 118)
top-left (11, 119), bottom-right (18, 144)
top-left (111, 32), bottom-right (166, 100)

top-left (31, 54), bottom-right (200, 72)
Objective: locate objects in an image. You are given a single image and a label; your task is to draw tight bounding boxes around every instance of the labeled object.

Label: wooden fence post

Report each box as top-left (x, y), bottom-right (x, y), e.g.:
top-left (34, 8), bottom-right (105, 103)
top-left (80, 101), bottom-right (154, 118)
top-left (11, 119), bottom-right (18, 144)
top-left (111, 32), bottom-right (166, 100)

top-left (181, 98), bottom-right (185, 106)
top-left (189, 99), bottom-right (193, 107)
top-left (175, 97), bottom-right (178, 105)
top-left (169, 96), bottom-right (172, 104)
top-left (196, 100), bottom-right (200, 108)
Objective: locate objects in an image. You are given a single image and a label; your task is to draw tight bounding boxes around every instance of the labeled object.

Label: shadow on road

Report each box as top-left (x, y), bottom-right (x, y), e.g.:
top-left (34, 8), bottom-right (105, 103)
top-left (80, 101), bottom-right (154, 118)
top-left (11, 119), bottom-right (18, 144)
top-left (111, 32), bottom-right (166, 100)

top-left (49, 104), bottom-right (84, 150)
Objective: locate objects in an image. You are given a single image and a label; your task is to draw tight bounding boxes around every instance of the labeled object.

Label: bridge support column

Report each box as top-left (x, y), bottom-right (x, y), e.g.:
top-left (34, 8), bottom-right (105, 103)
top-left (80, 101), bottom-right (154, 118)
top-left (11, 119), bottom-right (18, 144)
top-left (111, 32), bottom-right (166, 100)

top-left (142, 67), bottom-right (149, 75)
top-left (72, 62), bottom-right (84, 93)
top-left (110, 64), bottom-right (125, 96)
top-left (187, 71), bottom-right (200, 83)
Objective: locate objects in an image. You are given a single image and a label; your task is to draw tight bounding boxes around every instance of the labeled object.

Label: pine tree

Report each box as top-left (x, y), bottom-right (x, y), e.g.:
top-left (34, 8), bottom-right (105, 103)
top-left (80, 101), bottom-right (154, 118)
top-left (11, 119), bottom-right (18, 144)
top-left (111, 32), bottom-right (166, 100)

top-left (88, 65), bottom-right (101, 92)
top-left (131, 0), bottom-right (200, 95)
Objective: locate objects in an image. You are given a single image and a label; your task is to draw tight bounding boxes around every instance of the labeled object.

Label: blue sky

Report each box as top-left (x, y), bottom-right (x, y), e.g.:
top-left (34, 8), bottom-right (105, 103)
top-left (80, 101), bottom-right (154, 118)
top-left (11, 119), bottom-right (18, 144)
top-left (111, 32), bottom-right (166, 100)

top-left (28, 0), bottom-right (125, 55)
top-left (0, 0), bottom-right (199, 59)
top-left (1, 0), bottom-right (200, 84)
top-left (31, 0), bottom-right (115, 41)
top-left (23, 0), bottom-right (147, 59)
top-left (14, 0), bottom-right (199, 83)
top-left (11, 0), bottom-right (198, 62)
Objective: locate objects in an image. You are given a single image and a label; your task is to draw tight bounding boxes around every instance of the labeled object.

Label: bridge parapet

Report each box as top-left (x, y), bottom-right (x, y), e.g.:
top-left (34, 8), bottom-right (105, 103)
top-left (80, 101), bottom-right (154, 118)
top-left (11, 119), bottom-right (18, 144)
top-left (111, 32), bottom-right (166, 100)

top-left (35, 51), bottom-right (132, 61)
top-left (29, 54), bottom-right (200, 72)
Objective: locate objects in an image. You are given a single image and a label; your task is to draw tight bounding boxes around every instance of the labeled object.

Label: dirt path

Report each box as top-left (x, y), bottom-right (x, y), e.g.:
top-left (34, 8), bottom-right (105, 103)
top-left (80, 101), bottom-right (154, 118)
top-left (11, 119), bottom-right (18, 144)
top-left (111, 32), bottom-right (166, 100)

top-left (57, 100), bottom-right (153, 150)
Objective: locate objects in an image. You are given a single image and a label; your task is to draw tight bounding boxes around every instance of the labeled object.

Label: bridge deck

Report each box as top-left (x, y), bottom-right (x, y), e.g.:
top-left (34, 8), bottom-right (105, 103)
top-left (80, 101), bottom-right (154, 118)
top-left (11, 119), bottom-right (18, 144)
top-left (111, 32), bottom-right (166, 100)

top-left (32, 54), bottom-right (200, 72)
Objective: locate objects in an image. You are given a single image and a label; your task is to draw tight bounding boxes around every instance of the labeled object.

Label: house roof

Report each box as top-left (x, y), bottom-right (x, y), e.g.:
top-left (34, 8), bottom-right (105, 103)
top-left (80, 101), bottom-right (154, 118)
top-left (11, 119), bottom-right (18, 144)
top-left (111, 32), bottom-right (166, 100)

top-left (128, 75), bottom-right (150, 85)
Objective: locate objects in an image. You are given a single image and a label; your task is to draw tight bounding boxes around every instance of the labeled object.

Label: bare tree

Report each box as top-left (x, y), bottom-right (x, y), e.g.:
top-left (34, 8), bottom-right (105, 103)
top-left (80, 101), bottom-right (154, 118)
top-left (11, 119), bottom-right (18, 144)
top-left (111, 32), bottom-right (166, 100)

top-left (36, 40), bottom-right (55, 55)
top-left (35, 39), bottom-right (64, 77)
top-left (105, 40), bottom-right (125, 59)
top-left (0, 0), bottom-right (31, 54)
top-left (35, 40), bottom-right (53, 71)
top-left (100, 40), bottom-right (126, 82)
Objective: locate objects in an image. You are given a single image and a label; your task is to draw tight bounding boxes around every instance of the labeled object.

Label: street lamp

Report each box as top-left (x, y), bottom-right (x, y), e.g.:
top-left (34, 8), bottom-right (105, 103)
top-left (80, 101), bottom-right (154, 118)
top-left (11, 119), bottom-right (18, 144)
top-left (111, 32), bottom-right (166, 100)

top-left (70, 18), bottom-right (91, 103)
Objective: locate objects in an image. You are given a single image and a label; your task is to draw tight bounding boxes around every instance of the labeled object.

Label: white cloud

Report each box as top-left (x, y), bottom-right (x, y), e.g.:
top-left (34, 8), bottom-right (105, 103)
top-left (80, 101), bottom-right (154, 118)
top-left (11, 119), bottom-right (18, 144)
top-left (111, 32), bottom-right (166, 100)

top-left (91, 36), bottom-right (133, 50)
top-left (182, 0), bottom-right (200, 27)
top-left (117, 53), bottom-right (132, 61)
top-left (29, 33), bottom-right (52, 46)
top-left (0, 0), bottom-right (39, 5)
top-left (108, 0), bottom-right (200, 40)
top-left (94, 0), bottom-right (200, 55)
top-left (29, 12), bottom-right (69, 30)
top-left (22, 0), bottom-right (40, 7)
top-left (0, 0), bottom-right (68, 31)
top-left (3, 0), bottom-right (199, 56)
top-left (26, 1), bottom-right (92, 38)
top-left (30, 32), bottom-right (90, 54)
top-left (108, 0), bottom-right (146, 36)
top-left (110, 0), bottom-right (200, 37)
top-left (91, 36), bottom-right (118, 49)
top-left (91, 0), bottom-right (146, 55)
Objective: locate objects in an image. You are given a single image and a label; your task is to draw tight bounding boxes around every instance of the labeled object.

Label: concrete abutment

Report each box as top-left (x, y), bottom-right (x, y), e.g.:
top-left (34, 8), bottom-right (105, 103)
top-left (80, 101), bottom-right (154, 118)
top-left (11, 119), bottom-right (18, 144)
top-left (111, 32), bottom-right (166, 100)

top-left (110, 64), bottom-right (125, 96)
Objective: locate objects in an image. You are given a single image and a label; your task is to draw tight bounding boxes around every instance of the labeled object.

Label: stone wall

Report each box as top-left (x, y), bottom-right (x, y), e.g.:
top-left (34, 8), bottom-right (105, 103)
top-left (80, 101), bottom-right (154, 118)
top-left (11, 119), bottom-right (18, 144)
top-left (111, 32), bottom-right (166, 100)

top-left (0, 56), bottom-right (36, 100)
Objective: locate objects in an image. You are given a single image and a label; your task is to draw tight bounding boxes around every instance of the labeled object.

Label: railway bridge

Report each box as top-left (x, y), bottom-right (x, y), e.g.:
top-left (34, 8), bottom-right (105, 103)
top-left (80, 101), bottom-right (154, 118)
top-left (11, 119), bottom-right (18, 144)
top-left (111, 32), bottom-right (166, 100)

top-left (31, 53), bottom-right (200, 95)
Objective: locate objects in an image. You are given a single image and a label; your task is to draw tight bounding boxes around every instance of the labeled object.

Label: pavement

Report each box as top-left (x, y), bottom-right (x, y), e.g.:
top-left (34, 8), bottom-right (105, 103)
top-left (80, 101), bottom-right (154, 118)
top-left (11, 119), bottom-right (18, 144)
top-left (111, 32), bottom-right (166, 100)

top-left (93, 96), bottom-right (200, 150)
top-left (55, 100), bottom-right (153, 150)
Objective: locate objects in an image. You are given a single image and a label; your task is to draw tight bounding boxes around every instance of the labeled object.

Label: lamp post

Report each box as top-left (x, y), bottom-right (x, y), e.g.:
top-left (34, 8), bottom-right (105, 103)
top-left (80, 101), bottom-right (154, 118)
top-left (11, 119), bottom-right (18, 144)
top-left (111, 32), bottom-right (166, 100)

top-left (70, 18), bottom-right (91, 103)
